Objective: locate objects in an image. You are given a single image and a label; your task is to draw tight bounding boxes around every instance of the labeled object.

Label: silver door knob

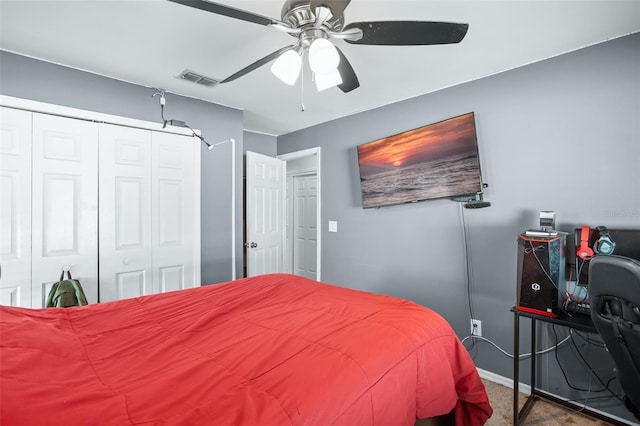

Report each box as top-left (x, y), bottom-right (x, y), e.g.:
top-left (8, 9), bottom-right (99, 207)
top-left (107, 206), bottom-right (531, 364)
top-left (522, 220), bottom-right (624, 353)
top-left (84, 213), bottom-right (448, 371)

top-left (123, 258), bottom-right (130, 265)
top-left (244, 242), bottom-right (258, 248)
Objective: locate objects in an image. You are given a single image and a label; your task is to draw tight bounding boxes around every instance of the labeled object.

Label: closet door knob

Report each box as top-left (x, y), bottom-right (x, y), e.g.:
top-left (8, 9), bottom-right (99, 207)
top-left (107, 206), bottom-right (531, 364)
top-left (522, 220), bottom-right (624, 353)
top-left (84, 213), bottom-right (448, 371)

top-left (123, 258), bottom-right (130, 265)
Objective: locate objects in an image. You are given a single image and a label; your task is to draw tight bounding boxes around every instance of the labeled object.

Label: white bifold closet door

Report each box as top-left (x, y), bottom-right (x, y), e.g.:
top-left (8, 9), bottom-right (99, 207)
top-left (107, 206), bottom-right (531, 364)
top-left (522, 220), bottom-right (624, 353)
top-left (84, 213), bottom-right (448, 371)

top-left (150, 131), bottom-right (198, 293)
top-left (0, 107), bottom-right (33, 307)
top-left (32, 113), bottom-right (99, 307)
top-left (0, 108), bottom-right (99, 307)
top-left (1, 104), bottom-right (200, 308)
top-left (98, 124), bottom-right (199, 302)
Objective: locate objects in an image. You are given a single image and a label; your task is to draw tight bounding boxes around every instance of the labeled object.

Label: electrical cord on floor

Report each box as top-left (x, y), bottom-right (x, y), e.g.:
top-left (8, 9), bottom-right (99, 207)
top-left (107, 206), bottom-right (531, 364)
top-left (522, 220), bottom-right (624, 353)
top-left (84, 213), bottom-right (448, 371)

top-left (568, 330), bottom-right (624, 403)
top-left (566, 382), bottom-right (620, 403)
top-left (552, 325), bottom-right (621, 397)
top-left (569, 329), bottom-right (613, 392)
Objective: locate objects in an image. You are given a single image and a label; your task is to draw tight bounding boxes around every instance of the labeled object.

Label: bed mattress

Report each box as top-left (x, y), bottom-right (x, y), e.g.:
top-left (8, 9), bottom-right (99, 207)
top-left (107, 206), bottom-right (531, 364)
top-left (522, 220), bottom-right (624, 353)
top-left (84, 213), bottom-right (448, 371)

top-left (0, 273), bottom-right (491, 425)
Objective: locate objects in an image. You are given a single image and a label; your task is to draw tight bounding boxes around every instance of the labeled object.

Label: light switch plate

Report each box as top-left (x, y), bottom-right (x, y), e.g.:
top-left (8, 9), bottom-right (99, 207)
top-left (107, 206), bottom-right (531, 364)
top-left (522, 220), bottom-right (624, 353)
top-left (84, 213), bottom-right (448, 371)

top-left (328, 221), bottom-right (338, 232)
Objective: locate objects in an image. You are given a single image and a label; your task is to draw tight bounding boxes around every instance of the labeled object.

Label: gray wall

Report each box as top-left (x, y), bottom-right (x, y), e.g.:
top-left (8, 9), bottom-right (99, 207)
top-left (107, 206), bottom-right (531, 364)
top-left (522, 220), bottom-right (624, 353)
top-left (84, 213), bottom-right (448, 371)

top-left (278, 33), bottom-right (640, 421)
top-left (0, 51), bottom-right (244, 285)
top-left (244, 130), bottom-right (277, 156)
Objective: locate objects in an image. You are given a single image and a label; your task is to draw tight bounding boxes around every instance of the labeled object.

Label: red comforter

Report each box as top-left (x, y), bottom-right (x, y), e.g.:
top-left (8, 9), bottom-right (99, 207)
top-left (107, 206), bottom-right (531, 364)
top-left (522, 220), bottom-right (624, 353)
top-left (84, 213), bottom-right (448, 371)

top-left (1, 274), bottom-right (491, 425)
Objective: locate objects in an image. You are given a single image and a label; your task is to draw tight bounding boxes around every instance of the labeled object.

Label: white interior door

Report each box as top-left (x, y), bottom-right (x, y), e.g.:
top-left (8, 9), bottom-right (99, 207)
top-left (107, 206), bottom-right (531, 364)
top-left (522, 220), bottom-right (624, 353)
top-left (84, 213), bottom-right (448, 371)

top-left (151, 131), bottom-right (199, 293)
top-left (31, 113), bottom-right (99, 307)
top-left (99, 124), bottom-right (153, 302)
top-left (293, 174), bottom-right (318, 280)
top-left (100, 125), bottom-right (200, 301)
top-left (0, 107), bottom-right (32, 307)
top-left (246, 151), bottom-right (286, 276)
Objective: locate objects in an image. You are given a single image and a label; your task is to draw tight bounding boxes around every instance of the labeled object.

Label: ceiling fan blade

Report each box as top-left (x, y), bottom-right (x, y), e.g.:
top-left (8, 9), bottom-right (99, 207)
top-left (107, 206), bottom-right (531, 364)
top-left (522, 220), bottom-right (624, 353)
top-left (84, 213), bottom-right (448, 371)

top-left (335, 47), bottom-right (359, 93)
top-left (168, 0), bottom-right (275, 26)
top-left (310, 0), bottom-right (351, 19)
top-left (343, 21), bottom-right (469, 45)
top-left (220, 46), bottom-right (296, 83)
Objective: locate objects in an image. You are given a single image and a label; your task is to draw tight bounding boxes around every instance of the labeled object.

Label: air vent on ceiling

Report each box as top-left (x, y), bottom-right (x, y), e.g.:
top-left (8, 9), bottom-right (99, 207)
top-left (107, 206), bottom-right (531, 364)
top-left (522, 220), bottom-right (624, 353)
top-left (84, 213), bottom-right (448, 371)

top-left (177, 70), bottom-right (220, 87)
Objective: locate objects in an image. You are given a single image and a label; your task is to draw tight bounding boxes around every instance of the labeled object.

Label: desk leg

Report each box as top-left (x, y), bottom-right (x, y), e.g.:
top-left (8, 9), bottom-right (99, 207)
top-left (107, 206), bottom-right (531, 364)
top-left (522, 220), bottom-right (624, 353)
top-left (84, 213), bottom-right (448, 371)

top-left (513, 312), bottom-right (520, 426)
top-left (510, 311), bottom-right (628, 426)
top-left (515, 315), bottom-right (539, 425)
top-left (531, 319), bottom-right (536, 396)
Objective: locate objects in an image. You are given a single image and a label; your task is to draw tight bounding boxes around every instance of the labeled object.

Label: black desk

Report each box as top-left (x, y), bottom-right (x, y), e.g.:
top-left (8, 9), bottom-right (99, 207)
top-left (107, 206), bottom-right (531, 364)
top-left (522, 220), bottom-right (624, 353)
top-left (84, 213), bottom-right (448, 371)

top-left (512, 307), bottom-right (628, 426)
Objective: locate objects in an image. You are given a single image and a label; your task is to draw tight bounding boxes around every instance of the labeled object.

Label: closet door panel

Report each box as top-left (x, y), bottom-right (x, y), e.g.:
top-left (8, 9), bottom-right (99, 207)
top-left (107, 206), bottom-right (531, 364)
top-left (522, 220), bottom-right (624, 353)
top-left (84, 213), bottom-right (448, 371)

top-left (116, 270), bottom-right (148, 300)
top-left (151, 132), bottom-right (199, 293)
top-left (0, 107), bottom-right (32, 307)
top-left (99, 124), bottom-right (153, 302)
top-left (31, 113), bottom-right (98, 307)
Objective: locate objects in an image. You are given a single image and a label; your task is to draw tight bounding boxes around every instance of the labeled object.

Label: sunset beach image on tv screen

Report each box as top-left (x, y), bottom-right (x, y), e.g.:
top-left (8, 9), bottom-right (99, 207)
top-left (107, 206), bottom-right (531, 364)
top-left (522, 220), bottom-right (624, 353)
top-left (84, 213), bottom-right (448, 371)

top-left (357, 112), bottom-right (482, 209)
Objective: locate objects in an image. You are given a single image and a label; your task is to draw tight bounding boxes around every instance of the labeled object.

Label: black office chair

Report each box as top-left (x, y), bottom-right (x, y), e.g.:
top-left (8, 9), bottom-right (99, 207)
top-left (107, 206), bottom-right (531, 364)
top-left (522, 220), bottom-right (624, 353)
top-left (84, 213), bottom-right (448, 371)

top-left (589, 255), bottom-right (640, 421)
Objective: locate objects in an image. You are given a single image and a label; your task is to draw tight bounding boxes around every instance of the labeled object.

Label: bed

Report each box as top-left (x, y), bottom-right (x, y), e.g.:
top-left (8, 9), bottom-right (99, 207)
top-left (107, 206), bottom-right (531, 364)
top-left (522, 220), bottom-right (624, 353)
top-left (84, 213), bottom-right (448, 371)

top-left (0, 273), bottom-right (492, 425)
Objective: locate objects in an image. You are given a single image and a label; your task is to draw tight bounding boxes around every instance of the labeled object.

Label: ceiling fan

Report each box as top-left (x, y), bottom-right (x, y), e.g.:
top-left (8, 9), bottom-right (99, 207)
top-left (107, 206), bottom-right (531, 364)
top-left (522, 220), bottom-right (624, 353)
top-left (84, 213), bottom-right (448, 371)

top-left (168, 0), bottom-right (469, 93)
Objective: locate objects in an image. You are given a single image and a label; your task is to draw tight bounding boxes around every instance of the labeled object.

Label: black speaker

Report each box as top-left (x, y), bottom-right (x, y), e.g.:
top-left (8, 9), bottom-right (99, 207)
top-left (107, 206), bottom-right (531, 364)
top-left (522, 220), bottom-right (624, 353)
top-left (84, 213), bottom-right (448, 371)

top-left (516, 234), bottom-right (565, 317)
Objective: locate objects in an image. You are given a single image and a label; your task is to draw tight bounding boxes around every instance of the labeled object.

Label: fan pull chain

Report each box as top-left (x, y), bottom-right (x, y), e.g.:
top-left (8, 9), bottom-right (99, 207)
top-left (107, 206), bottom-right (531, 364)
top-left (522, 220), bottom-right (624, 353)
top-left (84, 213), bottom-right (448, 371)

top-left (300, 59), bottom-right (305, 112)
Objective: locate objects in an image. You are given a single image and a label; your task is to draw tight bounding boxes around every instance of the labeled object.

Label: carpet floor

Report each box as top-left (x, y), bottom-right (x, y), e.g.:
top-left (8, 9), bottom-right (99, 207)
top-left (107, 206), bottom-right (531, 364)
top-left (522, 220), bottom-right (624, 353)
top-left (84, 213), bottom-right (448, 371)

top-left (482, 379), bottom-right (614, 426)
top-left (415, 378), bottom-right (619, 426)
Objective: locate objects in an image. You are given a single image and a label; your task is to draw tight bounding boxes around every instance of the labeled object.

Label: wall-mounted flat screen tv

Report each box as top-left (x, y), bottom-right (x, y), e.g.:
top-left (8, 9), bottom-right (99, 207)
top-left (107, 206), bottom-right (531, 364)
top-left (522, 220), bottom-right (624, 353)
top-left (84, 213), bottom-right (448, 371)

top-left (357, 112), bottom-right (483, 209)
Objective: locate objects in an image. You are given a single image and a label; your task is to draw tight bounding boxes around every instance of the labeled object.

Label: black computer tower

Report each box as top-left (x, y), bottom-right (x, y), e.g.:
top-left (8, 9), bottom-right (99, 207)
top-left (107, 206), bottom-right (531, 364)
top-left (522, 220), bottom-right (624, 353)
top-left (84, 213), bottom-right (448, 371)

top-left (516, 234), bottom-right (565, 317)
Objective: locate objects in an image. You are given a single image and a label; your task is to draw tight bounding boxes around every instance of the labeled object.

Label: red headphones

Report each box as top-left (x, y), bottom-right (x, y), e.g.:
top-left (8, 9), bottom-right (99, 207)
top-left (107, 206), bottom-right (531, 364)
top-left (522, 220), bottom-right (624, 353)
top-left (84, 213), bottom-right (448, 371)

top-left (576, 225), bottom-right (594, 260)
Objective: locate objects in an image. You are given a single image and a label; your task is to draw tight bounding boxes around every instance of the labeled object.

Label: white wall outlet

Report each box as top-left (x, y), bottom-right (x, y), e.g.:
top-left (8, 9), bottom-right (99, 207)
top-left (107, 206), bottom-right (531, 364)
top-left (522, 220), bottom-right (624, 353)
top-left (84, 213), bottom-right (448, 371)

top-left (328, 221), bottom-right (338, 233)
top-left (470, 319), bottom-right (482, 337)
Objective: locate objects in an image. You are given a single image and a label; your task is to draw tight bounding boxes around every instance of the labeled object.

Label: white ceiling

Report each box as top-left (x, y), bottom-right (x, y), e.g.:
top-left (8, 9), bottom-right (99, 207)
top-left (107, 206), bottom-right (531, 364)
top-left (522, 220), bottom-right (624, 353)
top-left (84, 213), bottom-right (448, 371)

top-left (1, 1), bottom-right (639, 136)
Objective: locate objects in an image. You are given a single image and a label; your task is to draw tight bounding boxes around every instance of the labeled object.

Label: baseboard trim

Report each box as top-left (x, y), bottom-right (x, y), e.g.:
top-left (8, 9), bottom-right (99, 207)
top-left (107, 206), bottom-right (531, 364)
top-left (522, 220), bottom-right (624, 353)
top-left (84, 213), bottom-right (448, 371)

top-left (476, 367), bottom-right (531, 394)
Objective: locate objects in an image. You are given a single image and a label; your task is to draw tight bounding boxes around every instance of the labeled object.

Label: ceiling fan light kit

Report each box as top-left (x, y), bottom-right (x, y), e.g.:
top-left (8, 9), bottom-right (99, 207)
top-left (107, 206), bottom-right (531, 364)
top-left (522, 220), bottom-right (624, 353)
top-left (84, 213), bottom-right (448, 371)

top-left (270, 49), bottom-right (303, 85)
top-left (308, 38), bottom-right (339, 74)
top-left (168, 0), bottom-right (469, 95)
top-left (308, 37), bottom-right (343, 90)
top-left (315, 68), bottom-right (343, 91)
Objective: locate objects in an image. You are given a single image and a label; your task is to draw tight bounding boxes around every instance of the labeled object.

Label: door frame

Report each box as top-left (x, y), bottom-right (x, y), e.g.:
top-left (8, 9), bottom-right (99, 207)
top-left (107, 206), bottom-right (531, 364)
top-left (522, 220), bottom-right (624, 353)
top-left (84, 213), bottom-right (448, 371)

top-left (278, 147), bottom-right (321, 281)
